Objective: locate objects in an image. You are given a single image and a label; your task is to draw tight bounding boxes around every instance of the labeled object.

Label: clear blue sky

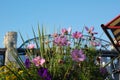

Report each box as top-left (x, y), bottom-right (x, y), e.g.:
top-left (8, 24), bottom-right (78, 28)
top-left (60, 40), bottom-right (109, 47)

top-left (0, 0), bottom-right (120, 48)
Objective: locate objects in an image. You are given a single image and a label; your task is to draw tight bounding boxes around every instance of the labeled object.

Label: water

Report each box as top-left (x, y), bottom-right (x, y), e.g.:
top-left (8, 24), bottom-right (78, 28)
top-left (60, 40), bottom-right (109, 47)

top-left (0, 55), bottom-right (4, 66)
top-left (0, 54), bottom-right (26, 66)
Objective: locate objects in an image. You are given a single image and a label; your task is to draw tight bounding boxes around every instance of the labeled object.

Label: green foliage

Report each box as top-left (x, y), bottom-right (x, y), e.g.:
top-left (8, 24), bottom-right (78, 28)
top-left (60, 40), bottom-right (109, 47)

top-left (0, 26), bottom-right (109, 80)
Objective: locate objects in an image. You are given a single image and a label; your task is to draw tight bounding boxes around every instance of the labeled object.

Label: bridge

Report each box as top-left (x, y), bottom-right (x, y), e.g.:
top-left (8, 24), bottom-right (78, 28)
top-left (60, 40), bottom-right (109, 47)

top-left (0, 34), bottom-right (118, 65)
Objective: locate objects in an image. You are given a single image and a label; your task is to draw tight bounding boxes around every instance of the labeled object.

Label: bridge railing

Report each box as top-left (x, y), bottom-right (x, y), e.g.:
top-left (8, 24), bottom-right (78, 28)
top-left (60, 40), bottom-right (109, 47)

top-left (0, 48), bottom-right (118, 67)
top-left (0, 31), bottom-right (118, 66)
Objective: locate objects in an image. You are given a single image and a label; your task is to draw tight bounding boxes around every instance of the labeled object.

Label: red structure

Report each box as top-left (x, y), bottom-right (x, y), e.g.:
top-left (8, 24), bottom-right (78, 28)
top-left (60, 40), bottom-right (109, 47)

top-left (101, 15), bottom-right (120, 53)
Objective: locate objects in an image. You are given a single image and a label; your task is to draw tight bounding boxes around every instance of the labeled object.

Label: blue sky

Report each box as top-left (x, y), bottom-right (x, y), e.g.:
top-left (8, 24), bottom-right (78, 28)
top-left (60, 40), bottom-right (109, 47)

top-left (0, 0), bottom-right (120, 48)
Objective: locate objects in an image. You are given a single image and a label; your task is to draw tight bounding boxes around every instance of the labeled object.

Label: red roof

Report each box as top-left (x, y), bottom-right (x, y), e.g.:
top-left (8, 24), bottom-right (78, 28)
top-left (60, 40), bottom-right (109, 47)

top-left (105, 14), bottom-right (120, 27)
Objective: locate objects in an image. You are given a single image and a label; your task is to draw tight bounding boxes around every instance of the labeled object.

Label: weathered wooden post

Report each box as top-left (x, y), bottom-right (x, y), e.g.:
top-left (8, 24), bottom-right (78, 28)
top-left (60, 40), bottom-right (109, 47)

top-left (3, 32), bottom-right (17, 65)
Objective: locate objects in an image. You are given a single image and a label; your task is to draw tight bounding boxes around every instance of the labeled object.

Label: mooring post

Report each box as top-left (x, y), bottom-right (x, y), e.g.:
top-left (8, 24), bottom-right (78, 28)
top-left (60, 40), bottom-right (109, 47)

top-left (3, 32), bottom-right (17, 65)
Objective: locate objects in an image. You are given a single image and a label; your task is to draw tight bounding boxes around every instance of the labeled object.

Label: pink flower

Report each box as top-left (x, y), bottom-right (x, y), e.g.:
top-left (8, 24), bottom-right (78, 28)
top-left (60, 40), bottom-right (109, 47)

top-left (52, 33), bottom-right (58, 38)
top-left (61, 27), bottom-right (72, 35)
top-left (72, 31), bottom-right (83, 39)
top-left (67, 41), bottom-right (71, 46)
top-left (71, 49), bottom-right (86, 62)
top-left (32, 56), bottom-right (45, 66)
top-left (67, 27), bottom-right (72, 33)
top-left (27, 44), bottom-right (35, 49)
top-left (85, 26), bottom-right (98, 35)
top-left (53, 36), bottom-right (68, 46)
top-left (61, 28), bottom-right (68, 35)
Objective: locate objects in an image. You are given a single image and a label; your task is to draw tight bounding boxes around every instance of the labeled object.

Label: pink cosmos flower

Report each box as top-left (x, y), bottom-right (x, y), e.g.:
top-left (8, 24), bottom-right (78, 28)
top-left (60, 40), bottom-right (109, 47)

top-left (61, 28), bottom-right (68, 35)
top-left (52, 33), bottom-right (58, 38)
top-left (85, 26), bottom-right (98, 35)
top-left (53, 36), bottom-right (68, 46)
top-left (32, 56), bottom-right (45, 66)
top-left (71, 49), bottom-right (86, 62)
top-left (67, 27), bottom-right (72, 33)
top-left (72, 31), bottom-right (83, 39)
top-left (27, 44), bottom-right (35, 49)
top-left (67, 41), bottom-right (71, 46)
top-left (61, 27), bottom-right (72, 35)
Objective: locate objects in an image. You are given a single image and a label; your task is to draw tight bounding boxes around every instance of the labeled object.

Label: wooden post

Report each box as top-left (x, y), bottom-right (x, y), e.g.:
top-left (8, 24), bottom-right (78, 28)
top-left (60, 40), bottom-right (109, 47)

top-left (3, 32), bottom-right (17, 65)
